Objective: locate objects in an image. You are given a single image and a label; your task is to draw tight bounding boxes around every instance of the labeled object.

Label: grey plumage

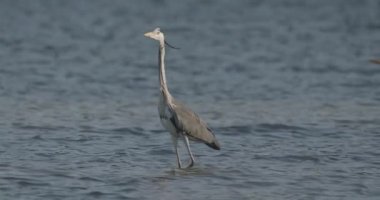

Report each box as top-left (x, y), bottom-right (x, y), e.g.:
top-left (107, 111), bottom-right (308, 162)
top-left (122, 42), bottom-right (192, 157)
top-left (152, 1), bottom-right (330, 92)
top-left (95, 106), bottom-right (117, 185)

top-left (170, 99), bottom-right (220, 150)
top-left (144, 27), bottom-right (220, 168)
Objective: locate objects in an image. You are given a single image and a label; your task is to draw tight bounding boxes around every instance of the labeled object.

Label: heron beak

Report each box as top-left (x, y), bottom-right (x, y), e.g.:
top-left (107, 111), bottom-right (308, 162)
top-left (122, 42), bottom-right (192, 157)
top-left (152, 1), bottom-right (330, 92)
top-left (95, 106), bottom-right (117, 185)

top-left (144, 32), bottom-right (153, 38)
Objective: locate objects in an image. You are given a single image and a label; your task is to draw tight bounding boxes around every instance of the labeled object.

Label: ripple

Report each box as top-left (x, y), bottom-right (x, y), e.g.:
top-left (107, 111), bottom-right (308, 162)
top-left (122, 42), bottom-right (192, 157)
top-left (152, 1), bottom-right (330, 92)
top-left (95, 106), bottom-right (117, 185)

top-left (159, 166), bottom-right (218, 178)
top-left (17, 180), bottom-right (50, 187)
top-left (3, 176), bottom-right (51, 187)
top-left (256, 123), bottom-right (308, 132)
top-left (148, 148), bottom-right (172, 156)
top-left (12, 123), bottom-right (72, 131)
top-left (86, 191), bottom-right (105, 197)
top-left (246, 181), bottom-right (278, 187)
top-left (31, 135), bottom-right (44, 140)
top-left (111, 127), bottom-right (148, 136)
top-left (217, 125), bottom-right (253, 135)
top-left (254, 154), bottom-right (320, 163)
top-left (79, 176), bottom-right (104, 182)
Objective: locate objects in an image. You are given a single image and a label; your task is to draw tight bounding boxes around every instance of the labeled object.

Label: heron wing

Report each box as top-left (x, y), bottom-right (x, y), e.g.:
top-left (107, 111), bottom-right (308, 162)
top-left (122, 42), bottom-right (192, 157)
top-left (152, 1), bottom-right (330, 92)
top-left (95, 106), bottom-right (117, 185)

top-left (171, 99), bottom-right (220, 149)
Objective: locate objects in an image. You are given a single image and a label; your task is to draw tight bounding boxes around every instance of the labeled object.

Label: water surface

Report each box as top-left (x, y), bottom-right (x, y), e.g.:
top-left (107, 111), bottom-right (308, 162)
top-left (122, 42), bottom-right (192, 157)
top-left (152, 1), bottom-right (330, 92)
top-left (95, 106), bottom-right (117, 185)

top-left (0, 0), bottom-right (380, 199)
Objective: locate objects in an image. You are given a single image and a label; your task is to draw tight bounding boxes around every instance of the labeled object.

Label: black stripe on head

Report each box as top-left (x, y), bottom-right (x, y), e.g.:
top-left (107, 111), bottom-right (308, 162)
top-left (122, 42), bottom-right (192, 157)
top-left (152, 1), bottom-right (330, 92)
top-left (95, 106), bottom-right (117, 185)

top-left (165, 40), bottom-right (180, 49)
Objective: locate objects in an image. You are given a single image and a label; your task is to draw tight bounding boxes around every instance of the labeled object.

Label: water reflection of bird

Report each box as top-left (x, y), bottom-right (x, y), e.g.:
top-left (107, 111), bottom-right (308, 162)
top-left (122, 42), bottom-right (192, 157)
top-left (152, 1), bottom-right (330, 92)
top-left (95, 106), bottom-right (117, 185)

top-left (144, 28), bottom-right (220, 168)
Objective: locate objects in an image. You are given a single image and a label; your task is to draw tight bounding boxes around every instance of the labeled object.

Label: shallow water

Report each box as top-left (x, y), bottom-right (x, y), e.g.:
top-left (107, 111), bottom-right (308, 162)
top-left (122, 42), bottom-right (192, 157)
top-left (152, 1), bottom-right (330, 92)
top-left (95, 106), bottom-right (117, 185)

top-left (1, 0), bottom-right (380, 199)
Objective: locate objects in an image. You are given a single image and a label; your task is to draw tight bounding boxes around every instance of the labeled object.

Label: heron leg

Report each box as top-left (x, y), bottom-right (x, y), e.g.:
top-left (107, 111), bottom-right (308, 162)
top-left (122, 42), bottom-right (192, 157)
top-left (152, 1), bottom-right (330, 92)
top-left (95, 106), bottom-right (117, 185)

top-left (175, 144), bottom-right (182, 168)
top-left (172, 135), bottom-right (182, 168)
top-left (183, 134), bottom-right (195, 168)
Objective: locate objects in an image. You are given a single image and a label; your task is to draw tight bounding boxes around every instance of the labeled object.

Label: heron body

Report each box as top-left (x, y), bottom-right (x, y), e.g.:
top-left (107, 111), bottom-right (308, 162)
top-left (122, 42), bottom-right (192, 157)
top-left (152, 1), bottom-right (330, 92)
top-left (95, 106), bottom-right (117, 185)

top-left (144, 27), bottom-right (220, 168)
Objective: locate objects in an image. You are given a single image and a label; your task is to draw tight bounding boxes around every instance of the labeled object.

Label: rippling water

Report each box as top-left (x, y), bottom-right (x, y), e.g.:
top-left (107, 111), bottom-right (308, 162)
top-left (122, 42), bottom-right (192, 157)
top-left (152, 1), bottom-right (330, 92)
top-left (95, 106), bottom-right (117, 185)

top-left (1, 0), bottom-right (380, 199)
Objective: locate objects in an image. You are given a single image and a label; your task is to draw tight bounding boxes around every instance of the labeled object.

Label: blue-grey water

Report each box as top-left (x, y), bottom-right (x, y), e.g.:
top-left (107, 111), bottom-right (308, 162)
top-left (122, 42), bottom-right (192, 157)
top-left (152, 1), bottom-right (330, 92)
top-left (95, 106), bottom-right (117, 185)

top-left (1, 0), bottom-right (380, 199)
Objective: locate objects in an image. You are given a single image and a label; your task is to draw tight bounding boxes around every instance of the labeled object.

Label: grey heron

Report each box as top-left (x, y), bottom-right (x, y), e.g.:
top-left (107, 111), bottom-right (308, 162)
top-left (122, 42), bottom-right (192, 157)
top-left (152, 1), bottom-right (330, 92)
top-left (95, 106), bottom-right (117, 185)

top-left (144, 27), bottom-right (220, 168)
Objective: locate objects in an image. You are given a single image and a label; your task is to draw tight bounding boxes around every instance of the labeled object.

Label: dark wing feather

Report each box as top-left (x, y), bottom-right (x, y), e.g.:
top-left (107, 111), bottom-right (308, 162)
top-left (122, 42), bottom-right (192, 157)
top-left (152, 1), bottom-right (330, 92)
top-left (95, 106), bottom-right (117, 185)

top-left (171, 99), bottom-right (220, 150)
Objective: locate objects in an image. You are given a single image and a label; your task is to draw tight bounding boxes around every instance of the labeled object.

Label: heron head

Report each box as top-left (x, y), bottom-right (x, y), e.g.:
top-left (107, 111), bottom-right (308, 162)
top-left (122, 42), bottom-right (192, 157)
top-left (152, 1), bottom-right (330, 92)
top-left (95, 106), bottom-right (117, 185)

top-left (144, 27), bottom-right (180, 49)
top-left (144, 27), bottom-right (164, 41)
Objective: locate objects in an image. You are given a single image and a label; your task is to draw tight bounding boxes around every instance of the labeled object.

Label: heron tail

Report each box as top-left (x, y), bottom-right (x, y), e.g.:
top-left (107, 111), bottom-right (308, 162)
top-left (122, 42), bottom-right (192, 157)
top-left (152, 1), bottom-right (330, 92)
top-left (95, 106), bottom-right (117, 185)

top-left (205, 139), bottom-right (220, 150)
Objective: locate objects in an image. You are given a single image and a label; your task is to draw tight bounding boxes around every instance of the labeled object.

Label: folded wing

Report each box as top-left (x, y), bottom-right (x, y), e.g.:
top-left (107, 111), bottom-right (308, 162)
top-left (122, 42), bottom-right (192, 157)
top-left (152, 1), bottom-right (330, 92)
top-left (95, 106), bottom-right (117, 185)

top-left (170, 99), bottom-right (220, 150)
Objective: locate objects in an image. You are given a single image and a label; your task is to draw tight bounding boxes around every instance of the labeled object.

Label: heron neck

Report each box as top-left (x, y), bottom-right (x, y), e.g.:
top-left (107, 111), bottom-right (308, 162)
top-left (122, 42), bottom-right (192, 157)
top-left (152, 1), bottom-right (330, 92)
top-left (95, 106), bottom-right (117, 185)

top-left (158, 41), bottom-right (170, 97)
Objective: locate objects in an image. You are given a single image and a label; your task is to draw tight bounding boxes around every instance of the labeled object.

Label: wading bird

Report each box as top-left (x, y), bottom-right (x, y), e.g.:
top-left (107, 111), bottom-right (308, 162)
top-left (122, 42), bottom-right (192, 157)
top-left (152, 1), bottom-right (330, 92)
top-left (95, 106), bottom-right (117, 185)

top-left (144, 28), bottom-right (220, 168)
